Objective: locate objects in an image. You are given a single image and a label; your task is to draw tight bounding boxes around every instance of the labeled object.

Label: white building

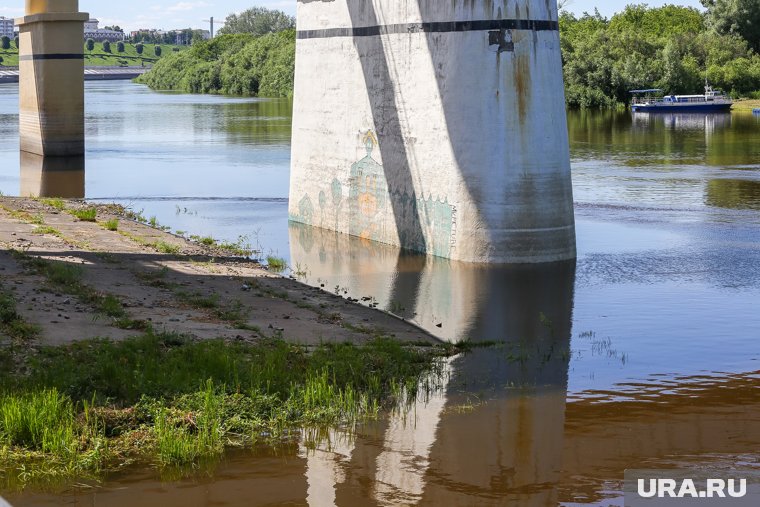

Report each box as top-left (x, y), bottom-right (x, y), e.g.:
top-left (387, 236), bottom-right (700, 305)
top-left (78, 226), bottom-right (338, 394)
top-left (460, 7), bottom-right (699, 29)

top-left (0, 16), bottom-right (14, 39)
top-left (84, 18), bottom-right (124, 42)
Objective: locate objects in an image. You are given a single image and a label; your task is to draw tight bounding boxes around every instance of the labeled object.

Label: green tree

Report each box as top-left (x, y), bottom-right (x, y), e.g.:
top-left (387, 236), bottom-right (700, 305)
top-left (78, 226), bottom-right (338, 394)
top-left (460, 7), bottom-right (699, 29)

top-left (117, 41), bottom-right (125, 53)
top-left (137, 31), bottom-right (295, 98)
top-left (609, 4), bottom-right (705, 39)
top-left (702, 0), bottom-right (760, 52)
top-left (85, 38), bottom-right (95, 51)
top-left (14, 36), bottom-right (19, 49)
top-left (102, 40), bottom-right (111, 53)
top-left (136, 43), bottom-right (144, 55)
top-left (218, 7), bottom-right (295, 36)
top-left (0, 36), bottom-right (9, 50)
top-left (154, 45), bottom-right (162, 57)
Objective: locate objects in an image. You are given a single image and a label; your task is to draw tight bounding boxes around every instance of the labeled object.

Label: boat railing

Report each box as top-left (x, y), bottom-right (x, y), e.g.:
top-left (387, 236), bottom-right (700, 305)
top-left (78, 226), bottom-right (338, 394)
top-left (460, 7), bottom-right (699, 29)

top-left (631, 94), bottom-right (730, 105)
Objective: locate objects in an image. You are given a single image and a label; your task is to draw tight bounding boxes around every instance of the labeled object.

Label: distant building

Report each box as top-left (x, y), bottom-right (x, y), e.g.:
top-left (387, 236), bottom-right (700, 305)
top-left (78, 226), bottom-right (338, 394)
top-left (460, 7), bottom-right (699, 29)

top-left (130, 29), bottom-right (167, 42)
top-left (84, 18), bottom-right (99, 32)
top-left (169, 29), bottom-right (210, 45)
top-left (0, 16), bottom-right (14, 38)
top-left (84, 18), bottom-right (124, 42)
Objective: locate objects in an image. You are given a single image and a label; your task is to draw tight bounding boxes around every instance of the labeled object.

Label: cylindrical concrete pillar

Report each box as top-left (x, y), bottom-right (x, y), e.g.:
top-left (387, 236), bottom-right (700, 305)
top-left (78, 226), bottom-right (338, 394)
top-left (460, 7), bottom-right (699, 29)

top-left (289, 0), bottom-right (576, 264)
top-left (16, 0), bottom-right (89, 156)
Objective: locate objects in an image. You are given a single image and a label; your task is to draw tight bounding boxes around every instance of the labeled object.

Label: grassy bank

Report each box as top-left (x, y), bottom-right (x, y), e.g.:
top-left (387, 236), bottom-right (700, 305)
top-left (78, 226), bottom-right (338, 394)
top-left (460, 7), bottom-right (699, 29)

top-left (0, 330), bottom-right (449, 490)
top-left (733, 99), bottom-right (760, 111)
top-left (0, 43), bottom-right (185, 68)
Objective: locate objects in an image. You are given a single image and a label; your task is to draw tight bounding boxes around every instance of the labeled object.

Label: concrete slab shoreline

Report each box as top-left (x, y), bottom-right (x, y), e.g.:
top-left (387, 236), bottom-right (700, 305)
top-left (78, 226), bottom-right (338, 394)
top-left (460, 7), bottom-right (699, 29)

top-left (0, 197), bottom-right (438, 347)
top-left (0, 66), bottom-right (147, 84)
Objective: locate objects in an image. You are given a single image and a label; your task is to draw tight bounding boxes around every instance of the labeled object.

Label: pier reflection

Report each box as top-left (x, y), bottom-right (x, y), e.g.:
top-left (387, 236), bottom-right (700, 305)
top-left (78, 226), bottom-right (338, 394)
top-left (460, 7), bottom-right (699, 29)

top-left (289, 222), bottom-right (575, 506)
top-left (10, 225), bottom-right (760, 506)
top-left (19, 152), bottom-right (85, 198)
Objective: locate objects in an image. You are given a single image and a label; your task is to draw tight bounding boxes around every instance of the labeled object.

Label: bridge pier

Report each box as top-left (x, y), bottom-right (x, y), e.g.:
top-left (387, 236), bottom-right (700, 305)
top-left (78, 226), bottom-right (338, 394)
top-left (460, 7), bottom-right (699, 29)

top-left (16, 0), bottom-right (88, 157)
top-left (289, 0), bottom-right (576, 263)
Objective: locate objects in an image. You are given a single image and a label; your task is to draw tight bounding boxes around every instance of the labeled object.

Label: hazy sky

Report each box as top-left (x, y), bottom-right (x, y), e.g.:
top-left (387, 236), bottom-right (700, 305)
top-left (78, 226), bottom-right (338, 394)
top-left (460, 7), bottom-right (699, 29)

top-left (0, 1), bottom-right (704, 32)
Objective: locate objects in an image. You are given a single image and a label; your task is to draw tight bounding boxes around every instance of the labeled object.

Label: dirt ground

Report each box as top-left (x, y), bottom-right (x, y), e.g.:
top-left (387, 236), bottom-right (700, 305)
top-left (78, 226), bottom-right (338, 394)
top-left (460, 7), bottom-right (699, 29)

top-left (0, 197), bottom-right (437, 347)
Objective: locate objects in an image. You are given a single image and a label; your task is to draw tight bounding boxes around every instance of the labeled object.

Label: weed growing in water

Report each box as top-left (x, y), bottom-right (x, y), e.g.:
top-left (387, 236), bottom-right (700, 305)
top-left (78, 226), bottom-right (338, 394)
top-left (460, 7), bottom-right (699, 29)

top-left (266, 256), bottom-right (287, 272)
top-left (0, 332), bottom-right (451, 486)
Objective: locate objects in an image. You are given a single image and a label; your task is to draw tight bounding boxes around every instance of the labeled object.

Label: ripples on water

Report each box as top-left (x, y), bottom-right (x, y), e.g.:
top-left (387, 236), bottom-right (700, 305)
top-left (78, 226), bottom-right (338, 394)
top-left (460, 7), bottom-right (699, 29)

top-left (1, 83), bottom-right (760, 506)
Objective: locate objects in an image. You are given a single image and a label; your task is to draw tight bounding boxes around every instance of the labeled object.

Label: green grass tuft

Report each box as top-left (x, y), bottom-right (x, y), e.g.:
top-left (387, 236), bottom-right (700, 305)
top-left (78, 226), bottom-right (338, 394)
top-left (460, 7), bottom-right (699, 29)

top-left (71, 208), bottom-right (97, 222)
top-left (40, 198), bottom-right (66, 211)
top-left (103, 219), bottom-right (119, 231)
top-left (33, 226), bottom-right (62, 237)
top-left (0, 331), bottom-right (448, 485)
top-left (155, 241), bottom-right (180, 254)
top-left (0, 389), bottom-right (77, 456)
top-left (266, 256), bottom-right (287, 272)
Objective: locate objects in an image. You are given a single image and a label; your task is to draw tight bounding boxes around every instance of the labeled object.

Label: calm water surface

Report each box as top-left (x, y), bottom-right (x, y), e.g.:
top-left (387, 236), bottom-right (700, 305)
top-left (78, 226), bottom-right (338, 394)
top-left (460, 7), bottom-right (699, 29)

top-left (1, 82), bottom-right (760, 506)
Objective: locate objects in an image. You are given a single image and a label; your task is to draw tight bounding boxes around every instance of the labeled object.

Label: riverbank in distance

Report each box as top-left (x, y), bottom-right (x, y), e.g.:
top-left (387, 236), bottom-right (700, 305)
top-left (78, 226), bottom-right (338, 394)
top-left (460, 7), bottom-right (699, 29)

top-left (733, 98), bottom-right (760, 111)
top-left (0, 42), bottom-right (184, 68)
top-left (0, 196), bottom-right (454, 491)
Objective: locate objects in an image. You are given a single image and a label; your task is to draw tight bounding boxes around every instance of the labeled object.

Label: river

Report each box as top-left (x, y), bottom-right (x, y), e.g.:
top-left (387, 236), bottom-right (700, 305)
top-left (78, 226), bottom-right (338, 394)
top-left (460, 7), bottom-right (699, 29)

top-left (1, 81), bottom-right (760, 506)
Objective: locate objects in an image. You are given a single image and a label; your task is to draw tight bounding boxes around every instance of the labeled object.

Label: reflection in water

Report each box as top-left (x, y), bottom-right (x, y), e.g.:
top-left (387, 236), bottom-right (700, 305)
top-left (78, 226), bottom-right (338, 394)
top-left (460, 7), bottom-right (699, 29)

top-left (289, 223), bottom-right (576, 506)
top-left (4, 84), bottom-right (760, 506)
top-left (705, 178), bottom-right (760, 210)
top-left (19, 152), bottom-right (85, 198)
top-left (372, 358), bottom-right (455, 506)
top-left (568, 109), bottom-right (760, 211)
top-left (300, 430), bottom-right (355, 507)
top-left (632, 112), bottom-right (732, 133)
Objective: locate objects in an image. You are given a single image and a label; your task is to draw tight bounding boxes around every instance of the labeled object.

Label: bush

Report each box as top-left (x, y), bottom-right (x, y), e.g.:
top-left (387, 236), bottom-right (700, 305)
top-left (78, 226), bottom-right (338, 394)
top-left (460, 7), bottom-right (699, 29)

top-left (0, 36), bottom-right (9, 50)
top-left (117, 41), bottom-right (125, 53)
top-left (135, 43), bottom-right (144, 55)
top-left (85, 38), bottom-right (94, 51)
top-left (137, 31), bottom-right (295, 98)
top-left (154, 45), bottom-right (162, 57)
top-left (102, 40), bottom-right (111, 53)
top-left (14, 36), bottom-right (19, 49)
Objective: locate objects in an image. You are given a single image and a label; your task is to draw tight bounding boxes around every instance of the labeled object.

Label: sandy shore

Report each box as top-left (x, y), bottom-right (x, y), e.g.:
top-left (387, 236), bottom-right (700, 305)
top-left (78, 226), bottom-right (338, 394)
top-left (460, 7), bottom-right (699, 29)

top-left (0, 197), bottom-right (436, 347)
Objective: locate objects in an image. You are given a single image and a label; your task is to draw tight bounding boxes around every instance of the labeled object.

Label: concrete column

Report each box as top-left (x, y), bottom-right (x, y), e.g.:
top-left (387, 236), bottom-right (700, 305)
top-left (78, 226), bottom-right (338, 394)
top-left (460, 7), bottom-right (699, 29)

top-left (16, 0), bottom-right (89, 156)
top-left (290, 0), bottom-right (576, 264)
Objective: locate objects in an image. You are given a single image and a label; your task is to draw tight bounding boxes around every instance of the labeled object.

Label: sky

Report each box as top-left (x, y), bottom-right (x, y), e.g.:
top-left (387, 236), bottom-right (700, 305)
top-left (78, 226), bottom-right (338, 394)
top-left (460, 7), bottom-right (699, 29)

top-left (0, 1), bottom-right (704, 32)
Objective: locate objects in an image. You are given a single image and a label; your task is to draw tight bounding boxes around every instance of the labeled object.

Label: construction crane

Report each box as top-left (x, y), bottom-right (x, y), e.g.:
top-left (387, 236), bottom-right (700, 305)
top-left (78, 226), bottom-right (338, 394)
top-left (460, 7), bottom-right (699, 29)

top-left (202, 17), bottom-right (224, 38)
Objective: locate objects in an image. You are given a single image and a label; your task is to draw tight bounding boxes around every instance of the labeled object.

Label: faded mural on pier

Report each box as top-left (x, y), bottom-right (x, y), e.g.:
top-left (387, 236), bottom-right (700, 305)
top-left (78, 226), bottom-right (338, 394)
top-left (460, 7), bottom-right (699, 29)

top-left (290, 131), bottom-right (457, 259)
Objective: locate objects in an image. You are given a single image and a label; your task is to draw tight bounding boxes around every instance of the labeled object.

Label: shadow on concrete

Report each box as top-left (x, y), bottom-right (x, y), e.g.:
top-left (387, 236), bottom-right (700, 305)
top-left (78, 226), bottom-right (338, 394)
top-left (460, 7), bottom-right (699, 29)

top-left (346, 1), bottom-right (428, 257)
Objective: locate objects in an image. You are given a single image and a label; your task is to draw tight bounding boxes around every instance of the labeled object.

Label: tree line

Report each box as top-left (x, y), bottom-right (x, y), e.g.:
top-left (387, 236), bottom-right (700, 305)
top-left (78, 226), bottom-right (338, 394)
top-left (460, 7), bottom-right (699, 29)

top-left (562, 0), bottom-right (760, 108)
top-left (136, 7), bottom-right (295, 97)
top-left (138, 2), bottom-right (760, 108)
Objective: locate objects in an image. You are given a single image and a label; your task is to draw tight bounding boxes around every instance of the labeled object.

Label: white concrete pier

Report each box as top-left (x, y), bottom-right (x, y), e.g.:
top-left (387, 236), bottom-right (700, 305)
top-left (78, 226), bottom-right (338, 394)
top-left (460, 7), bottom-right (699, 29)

top-left (289, 0), bottom-right (576, 263)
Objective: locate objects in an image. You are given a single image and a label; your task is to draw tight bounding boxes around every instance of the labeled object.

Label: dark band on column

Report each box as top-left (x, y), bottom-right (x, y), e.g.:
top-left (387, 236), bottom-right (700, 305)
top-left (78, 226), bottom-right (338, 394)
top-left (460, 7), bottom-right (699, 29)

top-left (297, 19), bottom-right (559, 40)
top-left (19, 54), bottom-right (85, 61)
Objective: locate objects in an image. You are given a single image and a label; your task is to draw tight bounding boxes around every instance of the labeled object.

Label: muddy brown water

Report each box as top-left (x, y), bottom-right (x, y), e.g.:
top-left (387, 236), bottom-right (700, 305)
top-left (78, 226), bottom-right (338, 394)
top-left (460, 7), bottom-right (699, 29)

top-left (1, 83), bottom-right (760, 505)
